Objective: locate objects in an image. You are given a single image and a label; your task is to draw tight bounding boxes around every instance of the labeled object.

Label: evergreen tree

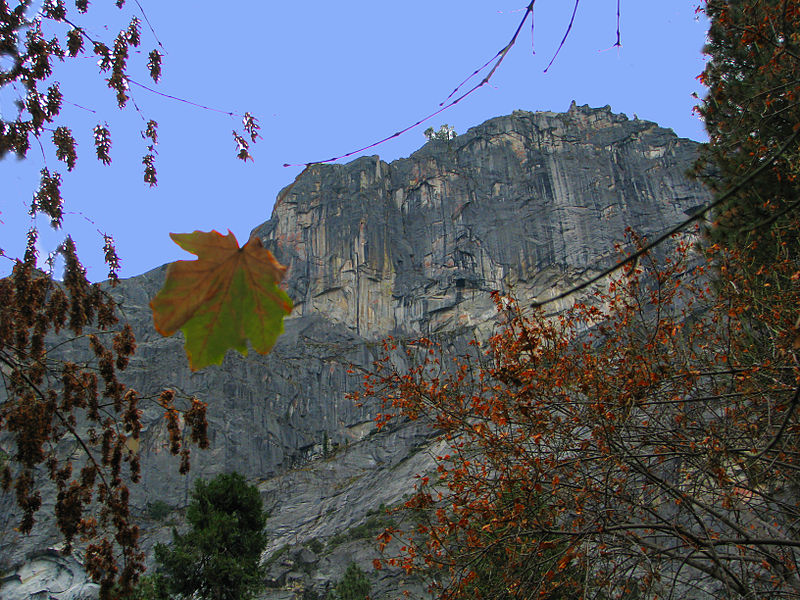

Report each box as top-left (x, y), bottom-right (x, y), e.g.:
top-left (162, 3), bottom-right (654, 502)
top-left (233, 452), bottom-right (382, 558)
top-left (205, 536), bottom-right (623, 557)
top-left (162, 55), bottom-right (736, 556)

top-left (327, 563), bottom-right (371, 600)
top-left (695, 0), bottom-right (800, 255)
top-left (152, 472), bottom-right (268, 600)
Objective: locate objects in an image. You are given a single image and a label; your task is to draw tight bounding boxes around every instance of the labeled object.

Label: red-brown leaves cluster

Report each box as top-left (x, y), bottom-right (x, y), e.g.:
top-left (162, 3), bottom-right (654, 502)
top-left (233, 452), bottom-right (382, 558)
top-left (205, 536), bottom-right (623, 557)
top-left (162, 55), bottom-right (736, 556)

top-left (0, 1), bottom-right (163, 198)
top-left (361, 229), bottom-right (800, 600)
top-left (0, 236), bottom-right (209, 599)
top-left (358, 2), bottom-right (800, 596)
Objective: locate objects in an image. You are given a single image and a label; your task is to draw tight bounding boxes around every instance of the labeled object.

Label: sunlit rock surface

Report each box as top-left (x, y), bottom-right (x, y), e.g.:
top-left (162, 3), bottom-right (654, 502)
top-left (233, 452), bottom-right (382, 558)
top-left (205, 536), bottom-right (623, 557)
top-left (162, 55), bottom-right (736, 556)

top-left (0, 551), bottom-right (99, 600)
top-left (1, 104), bottom-right (711, 599)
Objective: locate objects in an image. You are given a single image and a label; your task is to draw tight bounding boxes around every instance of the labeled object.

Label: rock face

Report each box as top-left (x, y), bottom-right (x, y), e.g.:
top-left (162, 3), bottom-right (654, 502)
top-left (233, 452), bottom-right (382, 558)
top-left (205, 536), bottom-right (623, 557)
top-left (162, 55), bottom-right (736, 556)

top-left (0, 104), bottom-right (711, 599)
top-left (256, 102), bottom-right (706, 334)
top-left (0, 551), bottom-right (100, 600)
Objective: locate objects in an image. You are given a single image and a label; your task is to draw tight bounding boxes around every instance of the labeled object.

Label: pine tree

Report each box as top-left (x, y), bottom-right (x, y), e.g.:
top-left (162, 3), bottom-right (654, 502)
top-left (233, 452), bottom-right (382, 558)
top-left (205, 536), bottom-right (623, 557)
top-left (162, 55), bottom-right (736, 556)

top-left (152, 472), bottom-right (268, 600)
top-left (695, 0), bottom-right (800, 254)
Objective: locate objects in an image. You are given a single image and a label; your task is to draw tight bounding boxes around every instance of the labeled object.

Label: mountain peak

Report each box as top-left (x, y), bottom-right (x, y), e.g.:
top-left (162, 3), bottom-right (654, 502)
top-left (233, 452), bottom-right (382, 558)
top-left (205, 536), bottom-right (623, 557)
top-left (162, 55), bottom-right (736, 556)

top-left (255, 108), bottom-right (709, 336)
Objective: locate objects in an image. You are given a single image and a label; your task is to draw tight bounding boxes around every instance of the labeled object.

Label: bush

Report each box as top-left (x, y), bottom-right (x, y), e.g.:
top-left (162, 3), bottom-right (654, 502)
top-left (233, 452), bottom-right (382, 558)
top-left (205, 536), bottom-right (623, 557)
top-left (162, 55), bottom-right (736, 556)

top-left (326, 510), bottom-right (396, 549)
top-left (263, 544), bottom-right (289, 569)
top-left (424, 124), bottom-right (457, 142)
top-left (307, 538), bottom-right (325, 554)
top-left (146, 500), bottom-right (172, 522)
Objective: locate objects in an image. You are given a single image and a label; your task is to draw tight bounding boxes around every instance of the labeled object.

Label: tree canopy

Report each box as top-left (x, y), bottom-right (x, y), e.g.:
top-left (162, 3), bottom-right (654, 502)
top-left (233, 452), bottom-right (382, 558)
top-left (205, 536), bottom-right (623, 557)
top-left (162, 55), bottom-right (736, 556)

top-left (362, 1), bottom-right (800, 598)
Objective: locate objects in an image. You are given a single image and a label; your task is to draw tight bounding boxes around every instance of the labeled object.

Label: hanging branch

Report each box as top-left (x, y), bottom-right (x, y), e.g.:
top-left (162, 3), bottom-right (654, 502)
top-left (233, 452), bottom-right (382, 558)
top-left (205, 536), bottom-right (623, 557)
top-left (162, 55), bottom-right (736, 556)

top-left (127, 79), bottom-right (240, 116)
top-left (544, 0), bottom-right (581, 72)
top-left (285, 1), bottom-right (542, 167)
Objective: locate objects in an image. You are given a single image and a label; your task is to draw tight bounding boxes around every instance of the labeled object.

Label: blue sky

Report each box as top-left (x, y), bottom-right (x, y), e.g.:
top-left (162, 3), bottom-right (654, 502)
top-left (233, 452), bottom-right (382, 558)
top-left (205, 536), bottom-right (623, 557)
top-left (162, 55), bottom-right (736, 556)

top-left (1, 1), bottom-right (709, 280)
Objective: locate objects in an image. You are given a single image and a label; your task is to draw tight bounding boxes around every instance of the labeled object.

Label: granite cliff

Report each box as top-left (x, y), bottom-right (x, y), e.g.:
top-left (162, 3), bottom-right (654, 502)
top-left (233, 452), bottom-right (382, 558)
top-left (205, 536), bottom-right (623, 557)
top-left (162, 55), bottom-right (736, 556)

top-left (0, 103), bottom-right (712, 599)
top-left (257, 102), bottom-right (706, 334)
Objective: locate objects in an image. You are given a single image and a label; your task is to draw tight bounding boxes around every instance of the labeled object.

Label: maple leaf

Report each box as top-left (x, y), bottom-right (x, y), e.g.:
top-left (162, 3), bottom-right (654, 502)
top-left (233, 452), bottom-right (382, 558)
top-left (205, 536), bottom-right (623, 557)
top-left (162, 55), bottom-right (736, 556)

top-left (150, 230), bottom-right (293, 371)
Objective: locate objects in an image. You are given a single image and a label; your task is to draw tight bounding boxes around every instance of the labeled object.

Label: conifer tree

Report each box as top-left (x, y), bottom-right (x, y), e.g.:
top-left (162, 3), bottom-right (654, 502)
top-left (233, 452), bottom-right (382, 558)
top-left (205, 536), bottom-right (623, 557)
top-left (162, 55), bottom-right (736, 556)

top-left (327, 563), bottom-right (371, 600)
top-left (696, 0), bottom-right (800, 255)
top-left (152, 472), bottom-right (268, 600)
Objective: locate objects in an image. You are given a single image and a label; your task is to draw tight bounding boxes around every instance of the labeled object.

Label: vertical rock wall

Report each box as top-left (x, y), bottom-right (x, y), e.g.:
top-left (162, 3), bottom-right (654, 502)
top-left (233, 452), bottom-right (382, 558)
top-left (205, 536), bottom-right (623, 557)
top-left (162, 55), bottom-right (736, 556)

top-left (255, 103), bottom-right (708, 336)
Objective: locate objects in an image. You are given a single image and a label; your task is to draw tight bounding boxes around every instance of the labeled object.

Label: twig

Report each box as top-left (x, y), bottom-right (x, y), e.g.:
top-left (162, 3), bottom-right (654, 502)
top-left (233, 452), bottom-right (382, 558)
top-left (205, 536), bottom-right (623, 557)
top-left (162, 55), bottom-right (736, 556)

top-left (544, 0), bottom-right (581, 72)
top-left (132, 0), bottom-right (164, 51)
top-left (127, 78), bottom-right (238, 116)
top-left (745, 385), bottom-right (800, 460)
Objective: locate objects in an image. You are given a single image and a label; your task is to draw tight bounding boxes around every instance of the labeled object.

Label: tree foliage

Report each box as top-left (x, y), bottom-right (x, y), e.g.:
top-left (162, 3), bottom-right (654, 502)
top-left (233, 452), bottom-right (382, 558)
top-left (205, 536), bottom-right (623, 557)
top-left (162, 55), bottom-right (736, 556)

top-left (151, 472), bottom-right (269, 600)
top-left (1, 0), bottom-right (260, 214)
top-left (0, 1), bottom-right (267, 597)
top-left (327, 562), bottom-right (371, 600)
top-left (424, 124), bottom-right (458, 143)
top-left (356, 2), bottom-right (800, 598)
top-left (695, 0), bottom-right (800, 253)
top-left (0, 236), bottom-right (210, 598)
top-left (360, 3), bottom-right (800, 581)
top-left (363, 228), bottom-right (799, 599)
